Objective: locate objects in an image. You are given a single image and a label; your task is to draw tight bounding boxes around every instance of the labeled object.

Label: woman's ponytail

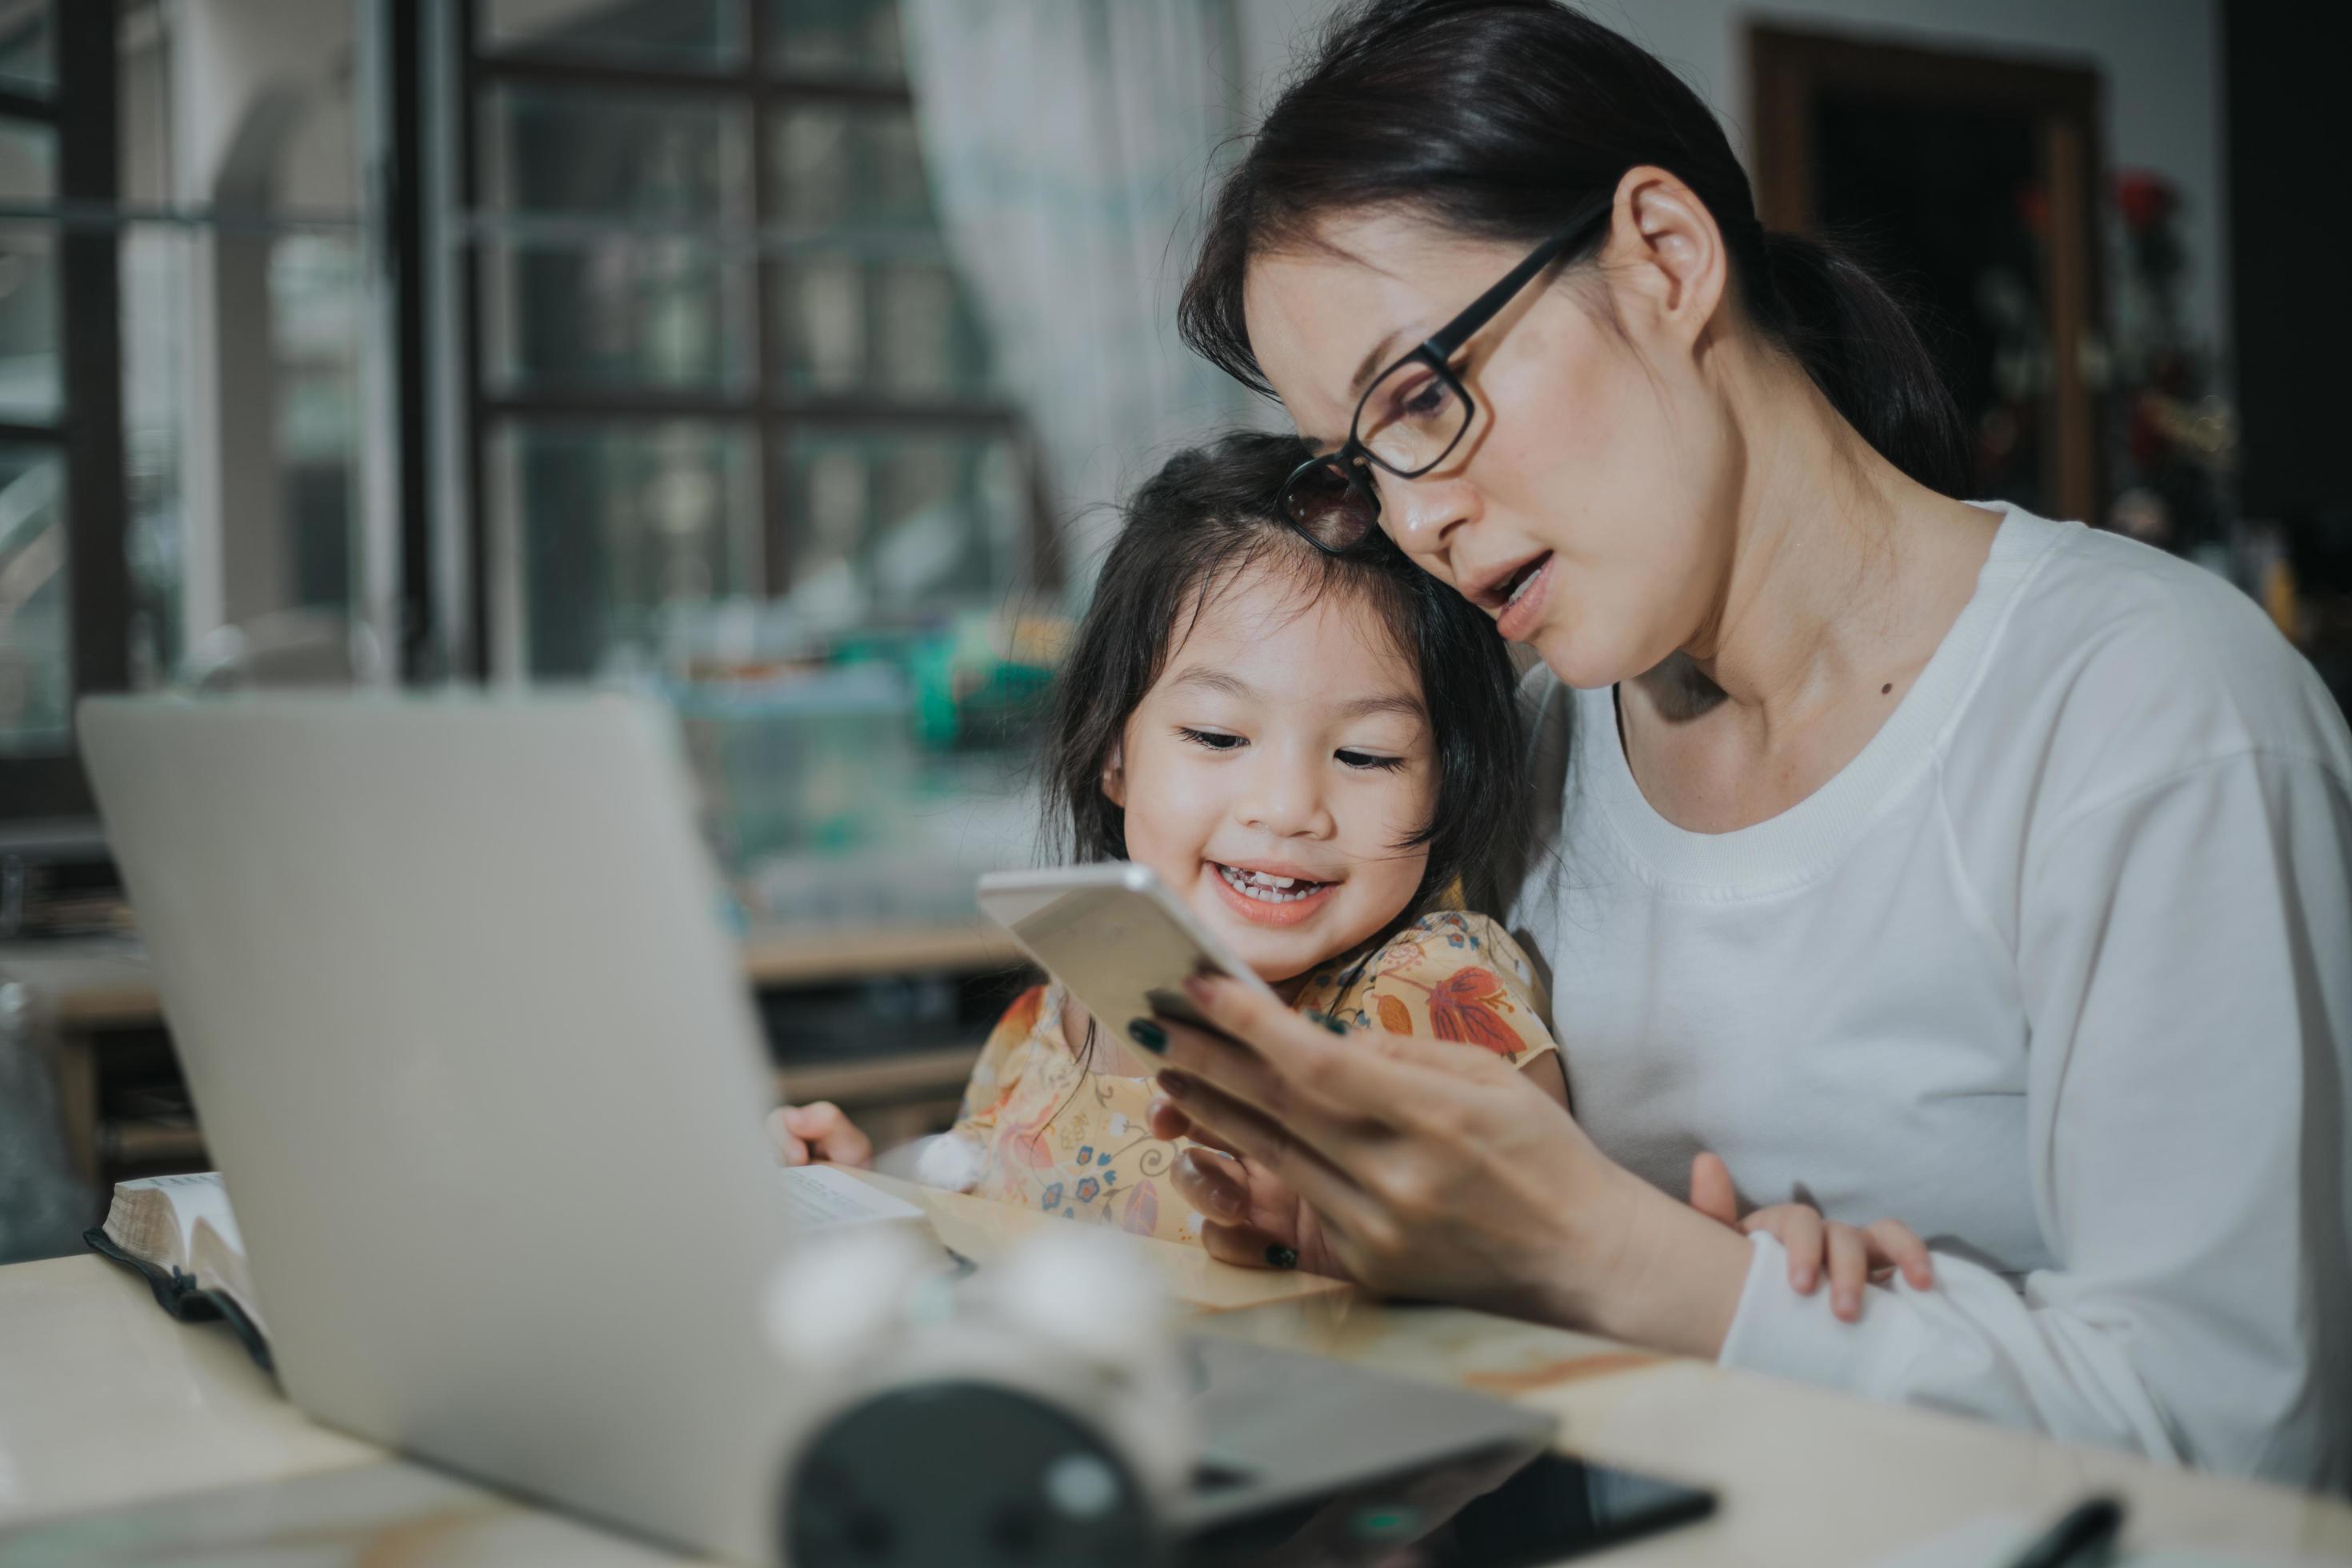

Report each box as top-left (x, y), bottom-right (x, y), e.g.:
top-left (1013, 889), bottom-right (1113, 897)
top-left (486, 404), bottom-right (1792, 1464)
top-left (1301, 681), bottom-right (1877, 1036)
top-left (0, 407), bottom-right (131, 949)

top-left (1754, 230), bottom-right (1973, 498)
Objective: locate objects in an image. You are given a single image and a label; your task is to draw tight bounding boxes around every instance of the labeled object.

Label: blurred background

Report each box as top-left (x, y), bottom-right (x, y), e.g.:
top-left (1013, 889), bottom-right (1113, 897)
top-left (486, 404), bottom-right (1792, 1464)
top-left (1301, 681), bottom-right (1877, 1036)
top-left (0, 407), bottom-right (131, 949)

top-left (1, 0), bottom-right (2344, 1254)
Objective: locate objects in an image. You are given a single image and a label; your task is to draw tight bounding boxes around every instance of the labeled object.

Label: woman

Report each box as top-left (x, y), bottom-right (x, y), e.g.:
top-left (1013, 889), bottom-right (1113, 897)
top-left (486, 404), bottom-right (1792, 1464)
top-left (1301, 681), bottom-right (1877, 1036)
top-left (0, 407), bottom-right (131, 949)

top-left (1141, 0), bottom-right (2352, 1488)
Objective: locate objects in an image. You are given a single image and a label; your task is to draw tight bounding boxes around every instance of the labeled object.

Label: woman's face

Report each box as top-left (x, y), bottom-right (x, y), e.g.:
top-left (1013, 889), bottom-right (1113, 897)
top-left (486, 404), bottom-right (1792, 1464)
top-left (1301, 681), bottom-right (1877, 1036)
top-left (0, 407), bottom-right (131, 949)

top-left (1242, 206), bottom-right (1739, 689)
top-left (1106, 562), bottom-right (1435, 986)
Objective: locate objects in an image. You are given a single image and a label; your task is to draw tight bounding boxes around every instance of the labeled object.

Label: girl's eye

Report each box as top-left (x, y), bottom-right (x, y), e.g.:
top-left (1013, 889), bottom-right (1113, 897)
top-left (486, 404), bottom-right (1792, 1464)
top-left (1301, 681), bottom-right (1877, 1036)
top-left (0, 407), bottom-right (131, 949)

top-left (1178, 726), bottom-right (1246, 752)
top-left (1336, 749), bottom-right (1408, 773)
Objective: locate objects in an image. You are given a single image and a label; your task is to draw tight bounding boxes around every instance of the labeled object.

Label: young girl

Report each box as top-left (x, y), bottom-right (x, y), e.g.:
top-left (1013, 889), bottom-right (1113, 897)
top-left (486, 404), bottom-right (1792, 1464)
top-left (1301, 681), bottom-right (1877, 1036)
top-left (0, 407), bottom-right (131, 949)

top-left (775, 430), bottom-right (1567, 1250)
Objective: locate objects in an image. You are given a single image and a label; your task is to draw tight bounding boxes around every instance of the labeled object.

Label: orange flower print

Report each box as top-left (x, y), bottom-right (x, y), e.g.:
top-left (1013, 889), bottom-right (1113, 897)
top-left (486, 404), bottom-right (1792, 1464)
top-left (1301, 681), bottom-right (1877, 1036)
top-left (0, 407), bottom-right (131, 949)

top-left (1422, 967), bottom-right (1522, 1056)
top-left (1374, 994), bottom-right (1414, 1035)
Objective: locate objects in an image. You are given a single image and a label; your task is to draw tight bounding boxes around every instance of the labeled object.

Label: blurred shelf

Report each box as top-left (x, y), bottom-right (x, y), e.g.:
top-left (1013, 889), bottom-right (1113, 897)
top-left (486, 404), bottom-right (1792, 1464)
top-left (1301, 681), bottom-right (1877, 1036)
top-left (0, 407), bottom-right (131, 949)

top-left (6, 922), bottom-right (1026, 1032)
top-left (775, 1044), bottom-right (982, 1108)
top-left (738, 922), bottom-right (1022, 988)
top-left (5, 924), bottom-right (1026, 1190)
top-left (98, 1121), bottom-right (207, 1169)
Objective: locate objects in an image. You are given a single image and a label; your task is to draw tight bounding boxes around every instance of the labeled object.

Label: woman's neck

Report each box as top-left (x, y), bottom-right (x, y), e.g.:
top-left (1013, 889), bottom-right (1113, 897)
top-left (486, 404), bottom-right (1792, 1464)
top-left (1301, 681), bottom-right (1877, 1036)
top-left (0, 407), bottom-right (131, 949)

top-left (1624, 350), bottom-right (1997, 831)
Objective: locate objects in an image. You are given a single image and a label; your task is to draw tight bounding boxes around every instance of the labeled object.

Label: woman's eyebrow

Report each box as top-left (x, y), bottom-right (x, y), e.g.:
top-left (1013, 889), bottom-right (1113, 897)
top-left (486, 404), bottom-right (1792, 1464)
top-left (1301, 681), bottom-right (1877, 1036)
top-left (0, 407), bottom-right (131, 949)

top-left (1348, 327), bottom-right (1410, 401)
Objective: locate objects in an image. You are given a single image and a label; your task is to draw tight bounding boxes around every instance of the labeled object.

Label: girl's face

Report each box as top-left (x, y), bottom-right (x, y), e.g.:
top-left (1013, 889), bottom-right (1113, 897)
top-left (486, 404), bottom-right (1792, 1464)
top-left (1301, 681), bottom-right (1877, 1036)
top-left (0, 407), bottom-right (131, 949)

top-left (1240, 200), bottom-right (1740, 690)
top-left (1106, 562), bottom-right (1434, 986)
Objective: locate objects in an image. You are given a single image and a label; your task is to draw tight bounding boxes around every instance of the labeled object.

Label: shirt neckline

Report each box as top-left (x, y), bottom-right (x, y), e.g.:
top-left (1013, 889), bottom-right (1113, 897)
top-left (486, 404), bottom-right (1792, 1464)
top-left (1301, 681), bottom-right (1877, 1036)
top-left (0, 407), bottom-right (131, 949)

top-left (1575, 502), bottom-right (2062, 894)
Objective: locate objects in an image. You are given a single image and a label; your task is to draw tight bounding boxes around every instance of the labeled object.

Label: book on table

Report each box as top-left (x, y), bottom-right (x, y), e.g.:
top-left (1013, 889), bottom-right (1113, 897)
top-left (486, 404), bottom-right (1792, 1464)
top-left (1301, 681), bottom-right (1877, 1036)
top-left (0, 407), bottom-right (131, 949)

top-left (85, 1163), bottom-right (930, 1370)
top-left (85, 1171), bottom-right (271, 1367)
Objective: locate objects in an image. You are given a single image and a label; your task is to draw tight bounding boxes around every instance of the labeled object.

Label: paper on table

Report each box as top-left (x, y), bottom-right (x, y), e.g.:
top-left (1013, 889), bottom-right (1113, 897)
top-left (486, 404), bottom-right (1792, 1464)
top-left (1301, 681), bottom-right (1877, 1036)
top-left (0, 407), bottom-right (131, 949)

top-left (1872, 1514), bottom-right (2341, 1568)
top-left (780, 1164), bottom-right (928, 1230)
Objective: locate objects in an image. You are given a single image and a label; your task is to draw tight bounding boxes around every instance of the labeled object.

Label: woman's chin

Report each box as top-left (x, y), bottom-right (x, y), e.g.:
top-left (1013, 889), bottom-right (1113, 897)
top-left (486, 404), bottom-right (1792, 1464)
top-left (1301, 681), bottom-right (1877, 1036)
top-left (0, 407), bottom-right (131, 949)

top-left (1534, 623), bottom-right (1658, 692)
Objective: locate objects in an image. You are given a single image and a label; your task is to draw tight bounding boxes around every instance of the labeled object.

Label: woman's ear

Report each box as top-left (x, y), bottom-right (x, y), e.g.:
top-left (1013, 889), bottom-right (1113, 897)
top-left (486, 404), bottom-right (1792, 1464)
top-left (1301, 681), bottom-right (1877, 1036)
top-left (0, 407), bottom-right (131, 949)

top-left (1604, 164), bottom-right (1729, 353)
top-left (1100, 742), bottom-right (1126, 809)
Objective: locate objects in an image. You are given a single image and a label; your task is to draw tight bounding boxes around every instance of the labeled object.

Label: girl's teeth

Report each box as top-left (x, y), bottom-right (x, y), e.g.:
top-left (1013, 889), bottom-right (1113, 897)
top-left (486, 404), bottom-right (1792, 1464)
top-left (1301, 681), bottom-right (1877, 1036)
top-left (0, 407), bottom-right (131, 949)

top-left (1219, 863), bottom-right (1323, 903)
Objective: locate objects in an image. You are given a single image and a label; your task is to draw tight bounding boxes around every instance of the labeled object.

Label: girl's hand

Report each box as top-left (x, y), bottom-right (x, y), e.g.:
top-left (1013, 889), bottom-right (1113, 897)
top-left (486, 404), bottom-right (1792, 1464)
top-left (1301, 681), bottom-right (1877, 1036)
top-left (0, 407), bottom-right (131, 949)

top-left (766, 1101), bottom-right (874, 1170)
top-left (1140, 976), bottom-right (1753, 1353)
top-left (1688, 1153), bottom-right (1934, 1322)
top-left (1147, 1100), bottom-right (1348, 1277)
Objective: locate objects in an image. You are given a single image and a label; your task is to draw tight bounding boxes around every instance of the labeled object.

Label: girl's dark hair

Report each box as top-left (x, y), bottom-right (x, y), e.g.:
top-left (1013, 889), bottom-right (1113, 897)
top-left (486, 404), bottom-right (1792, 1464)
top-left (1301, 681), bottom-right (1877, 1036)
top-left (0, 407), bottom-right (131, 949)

top-left (1046, 429), bottom-right (1527, 918)
top-left (1180, 0), bottom-right (1972, 498)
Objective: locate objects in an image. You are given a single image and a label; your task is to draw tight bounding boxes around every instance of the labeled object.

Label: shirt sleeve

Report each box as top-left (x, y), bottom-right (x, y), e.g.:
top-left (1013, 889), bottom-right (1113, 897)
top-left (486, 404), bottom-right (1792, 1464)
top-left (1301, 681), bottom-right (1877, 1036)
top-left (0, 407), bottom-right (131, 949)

top-left (1346, 912), bottom-right (1560, 1072)
top-left (1717, 751), bottom-right (2352, 1487)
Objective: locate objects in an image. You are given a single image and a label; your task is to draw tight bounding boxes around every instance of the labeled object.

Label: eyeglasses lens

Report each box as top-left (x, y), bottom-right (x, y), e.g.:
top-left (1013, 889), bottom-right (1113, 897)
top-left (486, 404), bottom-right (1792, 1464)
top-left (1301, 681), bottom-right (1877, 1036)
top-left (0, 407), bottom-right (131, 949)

top-left (1358, 358), bottom-right (1470, 474)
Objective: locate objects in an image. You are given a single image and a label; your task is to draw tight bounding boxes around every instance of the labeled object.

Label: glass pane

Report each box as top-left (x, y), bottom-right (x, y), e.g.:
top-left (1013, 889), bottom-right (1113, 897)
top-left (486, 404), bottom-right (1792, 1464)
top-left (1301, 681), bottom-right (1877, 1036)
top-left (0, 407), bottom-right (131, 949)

top-left (769, 0), bottom-right (903, 79)
top-left (778, 427), bottom-right (1024, 613)
top-left (0, 0), bottom-right (52, 98)
top-left (122, 223), bottom-right (188, 688)
top-left (274, 233), bottom-right (365, 614)
top-left (0, 118), bottom-right (54, 202)
top-left (492, 421), bottom-right (758, 678)
top-left (772, 254), bottom-right (989, 396)
top-left (0, 442), bottom-right (67, 754)
top-left (118, 222), bottom-right (366, 691)
top-left (484, 86), bottom-right (749, 222)
top-left (0, 222), bottom-right (57, 422)
top-left (484, 237), bottom-right (751, 394)
top-left (768, 103), bottom-right (931, 234)
top-left (482, 0), bottom-right (738, 68)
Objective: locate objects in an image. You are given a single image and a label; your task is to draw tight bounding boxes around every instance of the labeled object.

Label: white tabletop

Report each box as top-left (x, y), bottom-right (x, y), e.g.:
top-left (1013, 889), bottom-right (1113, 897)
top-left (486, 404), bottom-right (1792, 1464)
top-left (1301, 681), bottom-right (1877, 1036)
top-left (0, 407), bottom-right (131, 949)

top-left (3, 1179), bottom-right (2349, 1566)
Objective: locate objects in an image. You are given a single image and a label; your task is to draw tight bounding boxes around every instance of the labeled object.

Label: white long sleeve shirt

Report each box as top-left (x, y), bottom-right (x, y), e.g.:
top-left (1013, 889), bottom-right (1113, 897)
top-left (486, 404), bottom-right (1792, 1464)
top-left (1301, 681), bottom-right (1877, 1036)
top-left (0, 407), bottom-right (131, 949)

top-left (1508, 505), bottom-right (2352, 1490)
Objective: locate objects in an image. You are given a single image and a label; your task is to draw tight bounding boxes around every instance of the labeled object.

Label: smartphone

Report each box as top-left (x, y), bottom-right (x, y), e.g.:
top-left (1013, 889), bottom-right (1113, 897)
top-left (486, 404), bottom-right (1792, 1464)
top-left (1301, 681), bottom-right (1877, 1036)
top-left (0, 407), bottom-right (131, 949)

top-left (976, 863), bottom-right (1284, 1070)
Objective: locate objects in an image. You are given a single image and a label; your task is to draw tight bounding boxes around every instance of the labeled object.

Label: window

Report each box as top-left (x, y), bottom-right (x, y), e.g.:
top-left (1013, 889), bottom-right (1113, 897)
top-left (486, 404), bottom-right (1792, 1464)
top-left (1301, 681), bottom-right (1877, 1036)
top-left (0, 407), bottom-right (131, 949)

top-left (0, 2), bottom-right (121, 815)
top-left (456, 0), bottom-right (1034, 682)
top-left (1, 0), bottom-right (381, 820)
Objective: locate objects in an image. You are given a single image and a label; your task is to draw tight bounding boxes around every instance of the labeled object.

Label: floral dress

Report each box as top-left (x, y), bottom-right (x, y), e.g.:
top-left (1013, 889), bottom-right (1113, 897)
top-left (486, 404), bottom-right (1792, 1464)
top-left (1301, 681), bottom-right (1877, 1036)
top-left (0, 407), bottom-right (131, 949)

top-left (943, 910), bottom-right (1558, 1245)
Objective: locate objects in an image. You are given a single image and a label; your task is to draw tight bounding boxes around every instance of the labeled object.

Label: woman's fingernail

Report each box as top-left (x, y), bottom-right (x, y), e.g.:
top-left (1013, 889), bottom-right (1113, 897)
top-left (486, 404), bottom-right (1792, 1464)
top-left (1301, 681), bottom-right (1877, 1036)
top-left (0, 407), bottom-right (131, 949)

top-left (1157, 1070), bottom-right (1190, 1100)
top-left (1203, 1178), bottom-right (1245, 1217)
top-left (1127, 1018), bottom-right (1167, 1054)
top-left (1183, 974), bottom-right (1215, 1003)
top-left (1323, 1015), bottom-right (1349, 1035)
top-left (1264, 1244), bottom-right (1298, 1270)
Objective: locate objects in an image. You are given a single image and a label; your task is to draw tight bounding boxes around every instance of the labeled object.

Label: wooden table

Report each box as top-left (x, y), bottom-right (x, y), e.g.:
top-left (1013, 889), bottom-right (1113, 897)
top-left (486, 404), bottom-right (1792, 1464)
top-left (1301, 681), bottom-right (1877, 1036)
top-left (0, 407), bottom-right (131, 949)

top-left (2, 1173), bottom-right (2346, 1565)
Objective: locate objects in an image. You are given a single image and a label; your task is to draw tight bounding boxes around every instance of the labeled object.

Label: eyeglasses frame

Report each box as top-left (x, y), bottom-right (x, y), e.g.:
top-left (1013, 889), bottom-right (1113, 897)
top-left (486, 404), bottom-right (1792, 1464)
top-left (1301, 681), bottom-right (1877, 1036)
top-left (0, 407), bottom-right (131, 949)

top-left (1278, 189), bottom-right (1618, 554)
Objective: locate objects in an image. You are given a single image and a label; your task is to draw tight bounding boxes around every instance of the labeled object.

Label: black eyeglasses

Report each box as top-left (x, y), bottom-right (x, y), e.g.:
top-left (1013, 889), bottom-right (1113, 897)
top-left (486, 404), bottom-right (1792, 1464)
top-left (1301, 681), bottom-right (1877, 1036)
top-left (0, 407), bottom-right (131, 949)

top-left (1278, 190), bottom-right (1616, 554)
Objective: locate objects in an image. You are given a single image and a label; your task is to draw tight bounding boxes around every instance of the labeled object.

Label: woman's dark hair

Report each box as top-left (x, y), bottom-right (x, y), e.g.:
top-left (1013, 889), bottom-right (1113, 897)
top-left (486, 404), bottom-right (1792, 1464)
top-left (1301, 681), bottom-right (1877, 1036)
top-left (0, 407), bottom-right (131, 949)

top-left (1180, 0), bottom-right (1971, 498)
top-left (1046, 429), bottom-right (1527, 918)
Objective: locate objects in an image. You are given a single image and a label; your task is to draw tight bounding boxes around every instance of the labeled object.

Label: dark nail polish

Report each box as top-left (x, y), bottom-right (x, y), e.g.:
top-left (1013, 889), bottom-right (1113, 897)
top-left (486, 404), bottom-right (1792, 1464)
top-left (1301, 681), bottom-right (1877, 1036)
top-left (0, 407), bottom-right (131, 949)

top-left (1264, 1244), bottom-right (1299, 1270)
top-left (1127, 1018), bottom-right (1167, 1054)
top-left (1324, 1016), bottom-right (1349, 1035)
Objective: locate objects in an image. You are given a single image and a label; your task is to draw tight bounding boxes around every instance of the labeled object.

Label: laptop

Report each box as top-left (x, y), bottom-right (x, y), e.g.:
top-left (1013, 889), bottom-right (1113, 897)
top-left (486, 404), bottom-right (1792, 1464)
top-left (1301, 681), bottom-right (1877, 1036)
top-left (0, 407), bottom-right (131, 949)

top-left (78, 693), bottom-right (1558, 1562)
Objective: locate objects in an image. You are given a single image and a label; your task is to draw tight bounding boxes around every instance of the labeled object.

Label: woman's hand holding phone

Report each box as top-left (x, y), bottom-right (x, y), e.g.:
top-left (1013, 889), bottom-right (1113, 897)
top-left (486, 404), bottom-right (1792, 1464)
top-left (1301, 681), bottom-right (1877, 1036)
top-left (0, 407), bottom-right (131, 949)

top-left (1143, 974), bottom-right (1754, 1354)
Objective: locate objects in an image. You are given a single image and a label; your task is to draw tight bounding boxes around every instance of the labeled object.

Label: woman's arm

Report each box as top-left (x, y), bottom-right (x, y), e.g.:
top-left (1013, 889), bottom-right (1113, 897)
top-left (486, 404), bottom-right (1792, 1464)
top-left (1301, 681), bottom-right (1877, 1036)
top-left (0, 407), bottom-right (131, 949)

top-left (1145, 981), bottom-right (1753, 1354)
top-left (1715, 753), bottom-right (2352, 1484)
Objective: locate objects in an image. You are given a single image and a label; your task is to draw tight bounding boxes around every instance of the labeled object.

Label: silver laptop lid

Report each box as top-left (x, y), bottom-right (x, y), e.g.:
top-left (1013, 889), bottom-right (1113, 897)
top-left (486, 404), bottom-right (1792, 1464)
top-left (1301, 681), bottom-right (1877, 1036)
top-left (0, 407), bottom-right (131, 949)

top-left (81, 693), bottom-right (798, 1562)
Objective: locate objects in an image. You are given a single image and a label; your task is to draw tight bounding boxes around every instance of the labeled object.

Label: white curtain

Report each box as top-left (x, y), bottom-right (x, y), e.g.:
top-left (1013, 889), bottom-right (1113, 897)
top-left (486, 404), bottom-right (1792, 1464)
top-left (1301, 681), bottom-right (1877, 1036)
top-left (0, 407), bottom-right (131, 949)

top-left (902, 0), bottom-right (1258, 587)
